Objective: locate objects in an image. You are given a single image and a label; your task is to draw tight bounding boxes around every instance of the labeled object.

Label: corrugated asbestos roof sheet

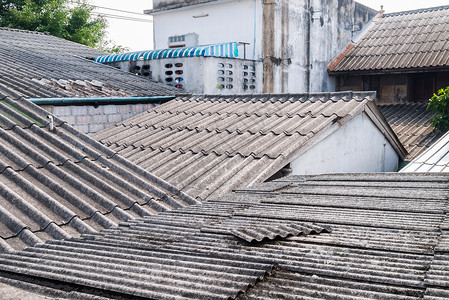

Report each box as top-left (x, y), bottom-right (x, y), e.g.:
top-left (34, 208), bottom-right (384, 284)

top-left (329, 5), bottom-right (449, 73)
top-left (0, 172), bottom-right (447, 299)
top-left (94, 91), bottom-right (404, 201)
top-left (0, 93), bottom-right (197, 252)
top-left (0, 27), bottom-right (181, 98)
top-left (401, 131), bottom-right (449, 172)
top-left (379, 103), bottom-right (444, 160)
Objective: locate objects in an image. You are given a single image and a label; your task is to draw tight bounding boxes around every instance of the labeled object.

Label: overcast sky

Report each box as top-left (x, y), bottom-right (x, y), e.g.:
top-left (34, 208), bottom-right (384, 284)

top-left (91, 0), bottom-right (449, 51)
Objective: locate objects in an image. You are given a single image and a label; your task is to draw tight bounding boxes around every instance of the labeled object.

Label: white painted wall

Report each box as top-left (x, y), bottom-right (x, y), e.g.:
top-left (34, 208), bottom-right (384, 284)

top-left (152, 0), bottom-right (263, 60)
top-left (291, 113), bottom-right (399, 175)
top-left (110, 56), bottom-right (263, 95)
top-left (151, 0), bottom-right (377, 94)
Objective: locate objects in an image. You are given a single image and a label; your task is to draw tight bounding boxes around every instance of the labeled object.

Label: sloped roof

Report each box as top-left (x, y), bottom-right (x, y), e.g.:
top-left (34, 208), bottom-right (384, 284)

top-left (94, 92), bottom-right (406, 201)
top-left (0, 92), bottom-right (197, 252)
top-left (0, 27), bottom-right (181, 98)
top-left (379, 103), bottom-right (444, 160)
top-left (0, 172), bottom-right (447, 299)
top-left (329, 5), bottom-right (449, 73)
top-left (401, 131), bottom-right (449, 172)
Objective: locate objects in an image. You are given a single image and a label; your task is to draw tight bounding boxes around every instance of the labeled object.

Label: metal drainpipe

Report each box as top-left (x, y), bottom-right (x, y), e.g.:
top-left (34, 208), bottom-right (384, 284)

top-left (306, 0), bottom-right (311, 93)
top-left (27, 96), bottom-right (176, 106)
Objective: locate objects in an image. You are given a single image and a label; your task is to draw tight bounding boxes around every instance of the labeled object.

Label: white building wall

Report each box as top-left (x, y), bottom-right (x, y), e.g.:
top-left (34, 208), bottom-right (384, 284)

top-left (291, 113), bottom-right (399, 175)
top-left (148, 0), bottom-right (377, 94)
top-left (109, 57), bottom-right (263, 95)
top-left (153, 0), bottom-right (263, 60)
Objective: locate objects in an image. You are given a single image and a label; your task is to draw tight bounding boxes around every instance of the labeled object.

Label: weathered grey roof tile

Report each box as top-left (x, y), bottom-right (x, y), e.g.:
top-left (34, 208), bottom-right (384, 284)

top-left (0, 95), bottom-right (197, 251)
top-left (0, 28), bottom-right (182, 98)
top-left (0, 173), bottom-right (447, 298)
top-left (379, 103), bottom-right (444, 161)
top-left (330, 5), bottom-right (449, 73)
top-left (94, 92), bottom-right (402, 200)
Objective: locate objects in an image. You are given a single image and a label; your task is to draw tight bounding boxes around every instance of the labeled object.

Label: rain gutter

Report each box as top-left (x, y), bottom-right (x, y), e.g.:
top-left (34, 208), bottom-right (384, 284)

top-left (27, 96), bottom-right (176, 106)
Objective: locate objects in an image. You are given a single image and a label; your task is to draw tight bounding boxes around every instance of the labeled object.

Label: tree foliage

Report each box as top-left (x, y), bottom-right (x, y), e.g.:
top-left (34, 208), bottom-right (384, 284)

top-left (427, 86), bottom-right (449, 132)
top-left (0, 0), bottom-right (108, 49)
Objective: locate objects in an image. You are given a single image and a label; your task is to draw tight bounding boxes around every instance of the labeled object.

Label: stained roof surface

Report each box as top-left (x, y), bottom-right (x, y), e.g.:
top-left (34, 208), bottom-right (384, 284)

top-left (0, 93), bottom-right (197, 252)
top-left (0, 27), bottom-right (181, 98)
top-left (329, 5), bottom-right (449, 73)
top-left (0, 172), bottom-right (447, 299)
top-left (94, 92), bottom-right (404, 201)
top-left (379, 103), bottom-right (444, 160)
top-left (402, 131), bottom-right (449, 172)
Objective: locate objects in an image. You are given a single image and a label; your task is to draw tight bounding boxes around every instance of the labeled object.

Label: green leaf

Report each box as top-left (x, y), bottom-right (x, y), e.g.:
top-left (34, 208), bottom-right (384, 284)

top-left (0, 0), bottom-right (116, 50)
top-left (428, 86), bottom-right (449, 132)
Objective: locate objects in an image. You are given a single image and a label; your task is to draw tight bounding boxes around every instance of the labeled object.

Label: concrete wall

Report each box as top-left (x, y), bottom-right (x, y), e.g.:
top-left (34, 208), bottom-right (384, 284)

top-left (109, 56), bottom-right (263, 95)
top-left (153, 0), bottom-right (263, 61)
top-left (291, 112), bottom-right (399, 175)
top-left (265, 0), bottom-right (377, 93)
top-left (41, 103), bottom-right (156, 135)
top-left (151, 0), bottom-right (377, 94)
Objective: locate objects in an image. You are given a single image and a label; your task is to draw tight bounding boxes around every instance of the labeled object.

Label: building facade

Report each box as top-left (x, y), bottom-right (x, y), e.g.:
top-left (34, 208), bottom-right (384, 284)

top-left (145, 0), bottom-right (378, 93)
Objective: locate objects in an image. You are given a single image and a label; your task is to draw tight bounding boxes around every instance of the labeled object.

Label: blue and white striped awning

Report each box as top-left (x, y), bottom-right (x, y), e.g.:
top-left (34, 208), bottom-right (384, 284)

top-left (95, 42), bottom-right (239, 63)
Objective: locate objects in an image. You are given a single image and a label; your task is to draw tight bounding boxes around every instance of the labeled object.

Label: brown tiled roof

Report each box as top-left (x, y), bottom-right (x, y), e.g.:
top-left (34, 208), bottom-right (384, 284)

top-left (0, 27), bottom-right (182, 98)
top-left (94, 92), bottom-right (405, 201)
top-left (0, 92), bottom-right (197, 252)
top-left (0, 172), bottom-right (447, 299)
top-left (379, 103), bottom-right (444, 160)
top-left (329, 5), bottom-right (449, 73)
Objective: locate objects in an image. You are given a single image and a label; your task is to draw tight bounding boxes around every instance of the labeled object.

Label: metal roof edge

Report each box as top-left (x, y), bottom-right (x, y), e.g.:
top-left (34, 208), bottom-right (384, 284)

top-left (27, 96), bottom-right (176, 106)
top-left (364, 101), bottom-right (408, 160)
top-left (144, 0), bottom-right (233, 15)
top-left (330, 65), bottom-right (449, 76)
top-left (400, 131), bottom-right (449, 172)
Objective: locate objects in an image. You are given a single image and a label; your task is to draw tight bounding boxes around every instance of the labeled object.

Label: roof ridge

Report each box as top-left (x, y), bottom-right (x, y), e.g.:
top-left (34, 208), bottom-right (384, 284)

top-left (0, 26), bottom-right (49, 35)
top-left (192, 92), bottom-right (376, 102)
top-left (383, 5), bottom-right (449, 17)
